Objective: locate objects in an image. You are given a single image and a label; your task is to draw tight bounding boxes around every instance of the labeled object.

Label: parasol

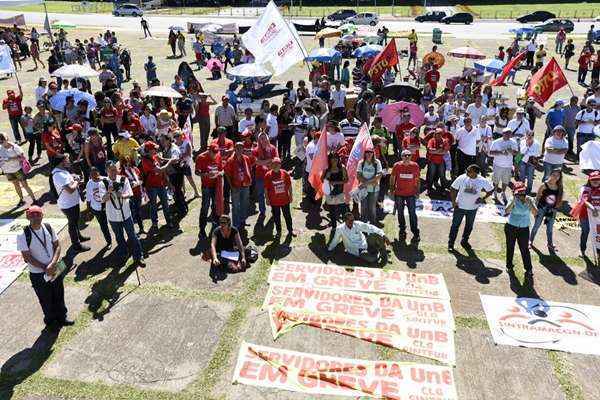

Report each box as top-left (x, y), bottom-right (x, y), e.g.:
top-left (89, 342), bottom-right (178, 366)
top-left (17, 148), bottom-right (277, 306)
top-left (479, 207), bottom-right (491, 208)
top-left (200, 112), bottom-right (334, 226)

top-left (169, 25), bottom-right (185, 32)
top-left (447, 46), bottom-right (486, 60)
top-left (305, 47), bottom-right (342, 63)
top-left (423, 51), bottom-right (446, 68)
top-left (380, 83), bottom-right (422, 103)
top-left (51, 20), bottom-right (76, 29)
top-left (201, 23), bottom-right (223, 33)
top-left (142, 85), bottom-right (183, 98)
top-left (338, 23), bottom-right (358, 34)
top-left (49, 89), bottom-right (96, 111)
top-left (352, 44), bottom-right (383, 59)
top-left (51, 64), bottom-right (99, 79)
top-left (380, 101), bottom-right (425, 130)
top-left (474, 58), bottom-right (506, 74)
top-left (226, 63), bottom-right (272, 82)
top-left (206, 58), bottom-right (224, 71)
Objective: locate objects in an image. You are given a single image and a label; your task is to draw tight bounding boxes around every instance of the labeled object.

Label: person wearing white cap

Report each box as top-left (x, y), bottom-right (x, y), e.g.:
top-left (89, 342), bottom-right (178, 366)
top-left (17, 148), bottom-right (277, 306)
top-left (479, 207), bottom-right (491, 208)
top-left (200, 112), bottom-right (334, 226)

top-left (507, 107), bottom-right (531, 145)
top-left (517, 130), bottom-right (541, 194)
top-left (542, 125), bottom-right (568, 181)
top-left (112, 131), bottom-right (140, 163)
top-left (489, 127), bottom-right (518, 204)
top-left (575, 99), bottom-right (600, 156)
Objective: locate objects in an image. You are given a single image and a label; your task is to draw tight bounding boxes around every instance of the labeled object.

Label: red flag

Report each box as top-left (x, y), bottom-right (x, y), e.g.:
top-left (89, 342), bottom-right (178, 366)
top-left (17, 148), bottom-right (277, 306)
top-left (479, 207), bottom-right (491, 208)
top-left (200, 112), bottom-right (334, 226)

top-left (344, 124), bottom-right (373, 199)
top-left (490, 51), bottom-right (526, 86)
top-left (366, 39), bottom-right (398, 82)
top-left (308, 126), bottom-right (329, 200)
top-left (527, 58), bottom-right (568, 106)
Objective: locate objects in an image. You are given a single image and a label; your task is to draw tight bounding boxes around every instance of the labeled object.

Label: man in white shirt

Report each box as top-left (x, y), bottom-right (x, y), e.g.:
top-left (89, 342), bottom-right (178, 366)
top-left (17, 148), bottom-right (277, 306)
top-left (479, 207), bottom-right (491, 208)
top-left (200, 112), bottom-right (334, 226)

top-left (17, 205), bottom-right (73, 329)
top-left (454, 117), bottom-right (478, 175)
top-left (265, 104), bottom-right (279, 142)
top-left (507, 107), bottom-right (531, 144)
top-left (465, 96), bottom-right (488, 127)
top-left (424, 104), bottom-right (439, 127)
top-left (575, 99), bottom-right (599, 155)
top-left (326, 121), bottom-right (345, 151)
top-left (214, 96), bottom-right (237, 138)
top-left (51, 155), bottom-right (89, 252)
top-left (330, 80), bottom-right (346, 121)
top-left (448, 164), bottom-right (494, 251)
top-left (35, 78), bottom-right (47, 103)
top-left (140, 106), bottom-right (157, 137)
top-left (238, 108), bottom-right (255, 134)
top-left (339, 110), bottom-right (362, 139)
top-left (102, 162), bottom-right (144, 266)
top-left (85, 167), bottom-right (112, 247)
top-left (489, 128), bottom-right (518, 204)
top-left (518, 130), bottom-right (541, 194)
top-left (542, 125), bottom-right (568, 181)
top-left (328, 212), bottom-right (391, 263)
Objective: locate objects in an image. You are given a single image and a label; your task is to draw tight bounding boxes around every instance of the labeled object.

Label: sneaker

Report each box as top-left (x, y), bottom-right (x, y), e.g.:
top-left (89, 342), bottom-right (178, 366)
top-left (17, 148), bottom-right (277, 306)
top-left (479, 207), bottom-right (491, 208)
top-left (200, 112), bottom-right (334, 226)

top-left (80, 236), bottom-right (91, 242)
top-left (447, 244), bottom-right (455, 252)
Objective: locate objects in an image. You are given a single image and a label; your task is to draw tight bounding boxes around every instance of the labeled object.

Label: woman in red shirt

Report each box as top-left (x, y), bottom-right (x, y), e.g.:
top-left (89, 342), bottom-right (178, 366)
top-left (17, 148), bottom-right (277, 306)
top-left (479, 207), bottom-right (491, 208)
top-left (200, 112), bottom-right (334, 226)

top-left (252, 132), bottom-right (278, 216)
top-left (140, 141), bottom-right (174, 229)
top-left (264, 157), bottom-right (295, 237)
top-left (121, 109), bottom-right (144, 139)
top-left (401, 127), bottom-right (421, 163)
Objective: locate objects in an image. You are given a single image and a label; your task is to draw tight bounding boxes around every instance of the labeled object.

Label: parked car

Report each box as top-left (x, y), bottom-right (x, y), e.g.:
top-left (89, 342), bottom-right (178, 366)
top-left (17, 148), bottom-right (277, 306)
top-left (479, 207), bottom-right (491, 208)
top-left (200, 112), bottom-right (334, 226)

top-left (344, 12), bottom-right (379, 26)
top-left (534, 19), bottom-right (574, 33)
top-left (113, 3), bottom-right (143, 16)
top-left (516, 11), bottom-right (556, 23)
top-left (415, 11), bottom-right (446, 22)
top-left (326, 9), bottom-right (357, 22)
top-left (441, 12), bottom-right (473, 24)
top-left (593, 30), bottom-right (600, 44)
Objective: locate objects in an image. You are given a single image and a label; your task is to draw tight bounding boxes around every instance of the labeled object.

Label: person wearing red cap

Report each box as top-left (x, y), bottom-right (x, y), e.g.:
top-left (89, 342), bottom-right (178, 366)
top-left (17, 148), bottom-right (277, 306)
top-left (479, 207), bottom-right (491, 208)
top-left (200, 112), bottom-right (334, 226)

top-left (253, 133), bottom-right (278, 216)
top-left (195, 144), bottom-right (223, 237)
top-left (17, 205), bottom-right (74, 329)
top-left (224, 142), bottom-right (252, 231)
top-left (573, 171), bottom-right (600, 258)
top-left (2, 84), bottom-right (24, 143)
top-left (529, 168), bottom-right (563, 254)
top-left (265, 157), bottom-right (295, 237)
top-left (504, 182), bottom-right (537, 284)
top-left (140, 141), bottom-right (175, 230)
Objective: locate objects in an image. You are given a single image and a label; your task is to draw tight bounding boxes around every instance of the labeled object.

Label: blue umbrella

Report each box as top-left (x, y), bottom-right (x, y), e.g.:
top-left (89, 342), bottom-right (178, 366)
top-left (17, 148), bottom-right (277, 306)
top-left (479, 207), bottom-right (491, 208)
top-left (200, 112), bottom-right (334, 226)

top-left (352, 44), bottom-right (383, 59)
top-left (305, 47), bottom-right (342, 63)
top-left (49, 89), bottom-right (96, 112)
top-left (473, 58), bottom-right (506, 74)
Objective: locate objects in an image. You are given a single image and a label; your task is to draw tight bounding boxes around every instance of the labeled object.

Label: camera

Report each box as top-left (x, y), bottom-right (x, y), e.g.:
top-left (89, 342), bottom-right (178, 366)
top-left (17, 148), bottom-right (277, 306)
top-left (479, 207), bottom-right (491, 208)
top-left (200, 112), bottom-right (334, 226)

top-left (111, 180), bottom-right (124, 193)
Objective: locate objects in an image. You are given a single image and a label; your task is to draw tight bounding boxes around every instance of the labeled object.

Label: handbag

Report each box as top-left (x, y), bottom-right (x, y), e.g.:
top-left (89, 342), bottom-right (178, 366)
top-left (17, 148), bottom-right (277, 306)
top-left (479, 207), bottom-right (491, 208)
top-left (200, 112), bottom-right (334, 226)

top-left (20, 156), bottom-right (31, 174)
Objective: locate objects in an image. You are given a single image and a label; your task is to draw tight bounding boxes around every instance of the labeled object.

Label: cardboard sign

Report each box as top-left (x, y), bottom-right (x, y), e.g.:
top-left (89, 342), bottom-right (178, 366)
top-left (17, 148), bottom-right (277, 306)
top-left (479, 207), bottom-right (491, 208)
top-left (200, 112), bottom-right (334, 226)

top-left (264, 283), bottom-right (456, 364)
top-left (481, 295), bottom-right (600, 355)
top-left (269, 261), bottom-right (450, 300)
top-left (0, 251), bottom-right (26, 295)
top-left (233, 342), bottom-right (458, 399)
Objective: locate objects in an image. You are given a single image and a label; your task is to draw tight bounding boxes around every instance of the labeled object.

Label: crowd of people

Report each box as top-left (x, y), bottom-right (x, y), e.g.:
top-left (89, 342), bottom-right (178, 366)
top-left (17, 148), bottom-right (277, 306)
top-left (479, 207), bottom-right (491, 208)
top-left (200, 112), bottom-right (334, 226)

top-left (2, 20), bottom-right (600, 328)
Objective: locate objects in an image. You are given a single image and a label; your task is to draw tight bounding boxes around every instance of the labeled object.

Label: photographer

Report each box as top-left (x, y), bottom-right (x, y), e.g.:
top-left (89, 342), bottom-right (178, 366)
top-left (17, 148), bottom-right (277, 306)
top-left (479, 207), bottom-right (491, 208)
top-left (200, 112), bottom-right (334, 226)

top-left (161, 134), bottom-right (187, 218)
top-left (102, 161), bottom-right (145, 266)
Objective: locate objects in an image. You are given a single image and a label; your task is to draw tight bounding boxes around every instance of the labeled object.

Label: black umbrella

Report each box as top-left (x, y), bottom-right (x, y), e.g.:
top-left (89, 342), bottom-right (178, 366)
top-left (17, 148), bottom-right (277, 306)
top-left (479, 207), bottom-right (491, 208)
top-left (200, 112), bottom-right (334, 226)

top-left (251, 84), bottom-right (289, 100)
top-left (177, 62), bottom-right (202, 91)
top-left (380, 83), bottom-right (422, 103)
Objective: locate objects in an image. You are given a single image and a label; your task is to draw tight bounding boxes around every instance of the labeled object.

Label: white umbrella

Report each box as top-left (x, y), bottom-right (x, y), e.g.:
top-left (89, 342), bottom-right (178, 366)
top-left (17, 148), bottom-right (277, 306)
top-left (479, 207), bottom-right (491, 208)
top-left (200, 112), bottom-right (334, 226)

top-left (226, 63), bottom-right (272, 81)
top-left (169, 25), bottom-right (185, 32)
top-left (201, 23), bottom-right (223, 33)
top-left (51, 64), bottom-right (99, 79)
top-left (142, 85), bottom-right (183, 98)
top-left (49, 89), bottom-right (96, 111)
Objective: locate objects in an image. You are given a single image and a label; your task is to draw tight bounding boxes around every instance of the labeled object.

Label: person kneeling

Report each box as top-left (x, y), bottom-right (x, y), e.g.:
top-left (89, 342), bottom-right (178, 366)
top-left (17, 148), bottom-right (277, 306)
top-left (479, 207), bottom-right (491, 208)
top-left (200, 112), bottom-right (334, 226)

top-left (327, 212), bottom-right (390, 263)
top-left (210, 215), bottom-right (246, 272)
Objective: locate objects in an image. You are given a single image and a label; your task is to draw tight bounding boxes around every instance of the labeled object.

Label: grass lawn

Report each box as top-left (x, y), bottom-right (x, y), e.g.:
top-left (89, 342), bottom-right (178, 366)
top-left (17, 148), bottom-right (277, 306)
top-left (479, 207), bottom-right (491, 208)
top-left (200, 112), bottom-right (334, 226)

top-left (461, 3), bottom-right (600, 19)
top-left (0, 0), bottom-right (113, 13)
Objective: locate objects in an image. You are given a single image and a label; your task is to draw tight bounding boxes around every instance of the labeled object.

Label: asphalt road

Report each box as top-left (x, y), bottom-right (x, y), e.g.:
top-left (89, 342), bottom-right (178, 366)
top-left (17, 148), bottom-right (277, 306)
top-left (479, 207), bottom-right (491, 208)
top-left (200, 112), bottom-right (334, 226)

top-left (0, 9), bottom-right (594, 39)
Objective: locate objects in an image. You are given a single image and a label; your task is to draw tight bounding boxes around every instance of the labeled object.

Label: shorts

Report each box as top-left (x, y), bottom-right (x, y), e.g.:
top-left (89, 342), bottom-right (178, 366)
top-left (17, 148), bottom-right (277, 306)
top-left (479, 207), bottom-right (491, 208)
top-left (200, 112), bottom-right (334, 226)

top-left (6, 170), bottom-right (25, 182)
top-left (492, 166), bottom-right (512, 186)
top-left (182, 165), bottom-right (192, 177)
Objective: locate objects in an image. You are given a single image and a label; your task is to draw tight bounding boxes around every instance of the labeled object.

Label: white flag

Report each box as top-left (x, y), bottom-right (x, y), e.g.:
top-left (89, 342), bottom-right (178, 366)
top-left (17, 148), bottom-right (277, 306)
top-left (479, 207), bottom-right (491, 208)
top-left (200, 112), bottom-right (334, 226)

top-left (44, 13), bottom-right (52, 35)
top-left (0, 44), bottom-right (15, 75)
top-left (241, 1), bottom-right (306, 76)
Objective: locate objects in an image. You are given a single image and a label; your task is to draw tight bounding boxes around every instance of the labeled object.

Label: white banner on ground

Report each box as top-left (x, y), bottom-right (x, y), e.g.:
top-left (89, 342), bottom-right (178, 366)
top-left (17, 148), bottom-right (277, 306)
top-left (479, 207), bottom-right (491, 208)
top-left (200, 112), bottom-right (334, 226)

top-left (383, 197), bottom-right (507, 224)
top-left (0, 44), bottom-right (16, 75)
top-left (241, 0), bottom-right (306, 75)
top-left (263, 283), bottom-right (456, 364)
top-left (0, 251), bottom-right (26, 295)
top-left (481, 294), bottom-right (600, 355)
top-left (233, 342), bottom-right (458, 399)
top-left (270, 261), bottom-right (450, 300)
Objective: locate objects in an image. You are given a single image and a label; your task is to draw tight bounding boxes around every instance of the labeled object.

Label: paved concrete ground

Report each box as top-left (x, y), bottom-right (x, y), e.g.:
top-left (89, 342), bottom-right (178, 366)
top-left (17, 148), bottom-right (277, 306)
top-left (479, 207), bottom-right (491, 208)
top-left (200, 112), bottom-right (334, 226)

top-left (0, 27), bottom-right (599, 400)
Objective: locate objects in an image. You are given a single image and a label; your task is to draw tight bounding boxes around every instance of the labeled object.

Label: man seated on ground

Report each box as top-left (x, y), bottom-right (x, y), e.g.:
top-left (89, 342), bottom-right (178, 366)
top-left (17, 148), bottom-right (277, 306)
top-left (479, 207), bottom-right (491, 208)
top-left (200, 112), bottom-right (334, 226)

top-left (327, 212), bottom-right (391, 263)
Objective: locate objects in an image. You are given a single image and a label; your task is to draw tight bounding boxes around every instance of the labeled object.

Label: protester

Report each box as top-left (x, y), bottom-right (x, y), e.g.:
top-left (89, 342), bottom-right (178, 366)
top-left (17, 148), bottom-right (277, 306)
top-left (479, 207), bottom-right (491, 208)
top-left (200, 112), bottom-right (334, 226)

top-left (264, 157), bottom-right (295, 237)
top-left (210, 214), bottom-right (246, 272)
top-left (0, 133), bottom-right (37, 207)
top-left (390, 149), bottom-right (420, 241)
top-left (224, 142), bottom-right (252, 232)
top-left (140, 141), bottom-right (174, 230)
top-left (3, 84), bottom-right (24, 143)
top-left (356, 148), bottom-right (382, 225)
top-left (489, 127), bottom-right (518, 204)
top-left (518, 130), bottom-right (541, 194)
top-left (85, 167), bottom-right (112, 247)
top-left (327, 212), bottom-right (390, 263)
top-left (541, 125), bottom-right (568, 181)
top-left (322, 152), bottom-right (348, 231)
top-left (529, 168), bottom-right (563, 254)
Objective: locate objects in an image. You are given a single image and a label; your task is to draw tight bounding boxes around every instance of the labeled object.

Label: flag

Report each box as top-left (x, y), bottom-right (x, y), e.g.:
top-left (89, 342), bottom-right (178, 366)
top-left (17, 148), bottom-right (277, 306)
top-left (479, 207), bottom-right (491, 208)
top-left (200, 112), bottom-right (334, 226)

top-left (44, 13), bottom-right (52, 35)
top-left (490, 51), bottom-right (526, 86)
top-left (344, 124), bottom-right (374, 198)
top-left (308, 127), bottom-right (328, 200)
top-left (241, 0), bottom-right (307, 76)
top-left (0, 44), bottom-right (15, 75)
top-left (527, 58), bottom-right (568, 106)
top-left (366, 39), bottom-right (399, 82)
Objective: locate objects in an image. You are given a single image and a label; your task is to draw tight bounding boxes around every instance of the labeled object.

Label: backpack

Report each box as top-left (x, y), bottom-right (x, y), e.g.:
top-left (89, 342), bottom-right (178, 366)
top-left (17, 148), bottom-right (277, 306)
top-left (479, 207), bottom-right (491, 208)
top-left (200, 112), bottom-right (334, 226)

top-left (24, 223), bottom-right (53, 247)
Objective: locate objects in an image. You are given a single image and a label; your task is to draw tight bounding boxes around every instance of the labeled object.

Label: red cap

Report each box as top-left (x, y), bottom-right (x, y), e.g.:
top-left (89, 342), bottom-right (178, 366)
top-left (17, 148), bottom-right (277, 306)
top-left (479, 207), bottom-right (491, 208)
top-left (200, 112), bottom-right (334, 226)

top-left (68, 124), bottom-right (83, 132)
top-left (589, 171), bottom-right (600, 182)
top-left (513, 182), bottom-right (526, 195)
top-left (143, 141), bottom-right (159, 151)
top-left (26, 205), bottom-right (44, 217)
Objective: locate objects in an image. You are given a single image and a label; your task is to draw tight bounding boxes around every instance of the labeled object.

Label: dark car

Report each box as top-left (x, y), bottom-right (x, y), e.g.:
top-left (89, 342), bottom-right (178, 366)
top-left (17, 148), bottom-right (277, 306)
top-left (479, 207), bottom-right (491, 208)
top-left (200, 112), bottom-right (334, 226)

top-left (415, 11), bottom-right (446, 22)
top-left (441, 12), bottom-right (473, 24)
top-left (326, 9), bottom-right (357, 22)
top-left (534, 19), bottom-right (574, 33)
top-left (516, 10), bottom-right (556, 23)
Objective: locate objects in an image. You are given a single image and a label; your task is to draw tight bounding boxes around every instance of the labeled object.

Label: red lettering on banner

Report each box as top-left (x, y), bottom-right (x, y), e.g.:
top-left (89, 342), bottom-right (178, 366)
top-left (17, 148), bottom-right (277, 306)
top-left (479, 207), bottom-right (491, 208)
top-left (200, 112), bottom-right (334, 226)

top-left (239, 360), bottom-right (260, 379)
top-left (380, 380), bottom-right (399, 397)
top-left (259, 364), bottom-right (288, 383)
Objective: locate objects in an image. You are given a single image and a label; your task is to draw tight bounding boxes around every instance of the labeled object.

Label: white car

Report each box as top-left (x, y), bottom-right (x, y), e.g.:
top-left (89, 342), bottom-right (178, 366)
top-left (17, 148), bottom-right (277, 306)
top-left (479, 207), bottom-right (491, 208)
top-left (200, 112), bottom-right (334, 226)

top-left (344, 12), bottom-right (379, 26)
top-left (113, 3), bottom-right (144, 17)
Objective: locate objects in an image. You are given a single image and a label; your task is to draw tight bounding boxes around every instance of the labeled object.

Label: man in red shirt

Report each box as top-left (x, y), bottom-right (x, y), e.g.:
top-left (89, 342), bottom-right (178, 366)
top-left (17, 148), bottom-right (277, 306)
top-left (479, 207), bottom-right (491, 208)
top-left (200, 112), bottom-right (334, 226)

top-left (140, 141), bottom-right (174, 230)
top-left (401, 126), bottom-right (420, 163)
top-left (394, 113), bottom-right (415, 155)
top-left (253, 132), bottom-right (278, 216)
top-left (3, 85), bottom-right (24, 143)
top-left (224, 142), bottom-right (252, 231)
top-left (426, 128), bottom-right (449, 193)
top-left (196, 93), bottom-right (216, 149)
top-left (389, 150), bottom-right (421, 241)
top-left (211, 126), bottom-right (234, 160)
top-left (195, 144), bottom-right (223, 237)
top-left (578, 51), bottom-right (591, 84)
top-left (264, 157), bottom-right (296, 238)
top-left (424, 65), bottom-right (440, 95)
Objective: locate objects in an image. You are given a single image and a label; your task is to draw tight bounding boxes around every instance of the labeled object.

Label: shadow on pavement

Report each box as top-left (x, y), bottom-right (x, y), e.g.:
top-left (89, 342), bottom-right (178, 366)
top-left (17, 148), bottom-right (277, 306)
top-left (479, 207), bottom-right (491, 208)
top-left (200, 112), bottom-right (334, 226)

top-left (532, 248), bottom-right (578, 285)
top-left (449, 248), bottom-right (503, 284)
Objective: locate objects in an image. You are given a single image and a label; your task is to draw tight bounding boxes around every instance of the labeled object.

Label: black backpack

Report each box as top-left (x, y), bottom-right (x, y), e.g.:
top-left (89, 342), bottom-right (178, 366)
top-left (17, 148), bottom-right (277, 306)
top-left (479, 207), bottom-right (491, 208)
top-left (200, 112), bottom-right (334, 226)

top-left (24, 223), bottom-right (54, 247)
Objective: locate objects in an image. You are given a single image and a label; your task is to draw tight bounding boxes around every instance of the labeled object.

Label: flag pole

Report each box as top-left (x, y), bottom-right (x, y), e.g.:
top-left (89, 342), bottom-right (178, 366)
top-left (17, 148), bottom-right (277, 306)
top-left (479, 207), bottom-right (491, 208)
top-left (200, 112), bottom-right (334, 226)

top-left (43, 0), bottom-right (54, 46)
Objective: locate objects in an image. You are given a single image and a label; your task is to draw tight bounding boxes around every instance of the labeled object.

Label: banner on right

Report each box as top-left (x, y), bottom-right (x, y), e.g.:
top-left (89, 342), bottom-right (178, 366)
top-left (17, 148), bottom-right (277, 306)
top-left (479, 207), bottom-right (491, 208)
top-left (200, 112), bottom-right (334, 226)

top-left (481, 294), bottom-right (600, 355)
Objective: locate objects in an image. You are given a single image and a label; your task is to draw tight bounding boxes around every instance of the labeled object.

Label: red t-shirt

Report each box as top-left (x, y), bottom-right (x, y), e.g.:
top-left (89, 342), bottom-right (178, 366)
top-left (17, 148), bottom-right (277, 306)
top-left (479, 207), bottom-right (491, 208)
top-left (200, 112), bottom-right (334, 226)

top-left (264, 169), bottom-right (292, 207)
top-left (100, 106), bottom-right (117, 120)
top-left (252, 145), bottom-right (278, 180)
top-left (426, 137), bottom-right (447, 164)
top-left (211, 137), bottom-right (234, 159)
top-left (3, 95), bottom-right (23, 117)
top-left (41, 129), bottom-right (63, 157)
top-left (425, 69), bottom-right (440, 90)
top-left (141, 155), bottom-right (166, 188)
top-left (122, 117), bottom-right (143, 136)
top-left (395, 122), bottom-right (415, 143)
top-left (194, 151), bottom-right (223, 188)
top-left (579, 54), bottom-right (591, 69)
top-left (391, 161), bottom-right (420, 196)
top-left (401, 136), bottom-right (420, 162)
top-left (197, 102), bottom-right (210, 118)
top-left (225, 155), bottom-right (252, 188)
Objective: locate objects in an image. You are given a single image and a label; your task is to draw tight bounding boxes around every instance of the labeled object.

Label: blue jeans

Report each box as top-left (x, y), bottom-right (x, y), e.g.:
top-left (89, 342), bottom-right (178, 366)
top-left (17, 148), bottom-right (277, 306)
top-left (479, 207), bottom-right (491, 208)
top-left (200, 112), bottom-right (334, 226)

top-left (360, 191), bottom-right (378, 225)
top-left (9, 115), bottom-right (22, 142)
top-left (529, 206), bottom-right (555, 247)
top-left (395, 195), bottom-right (419, 235)
top-left (130, 195), bottom-right (143, 229)
top-left (580, 218), bottom-right (590, 253)
top-left (519, 161), bottom-right (535, 194)
top-left (147, 187), bottom-right (171, 226)
top-left (448, 208), bottom-right (477, 246)
top-left (109, 217), bottom-right (143, 261)
top-left (542, 162), bottom-right (562, 182)
top-left (231, 186), bottom-right (249, 229)
top-left (255, 178), bottom-right (266, 214)
top-left (199, 186), bottom-right (216, 230)
top-left (565, 127), bottom-right (575, 154)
